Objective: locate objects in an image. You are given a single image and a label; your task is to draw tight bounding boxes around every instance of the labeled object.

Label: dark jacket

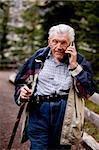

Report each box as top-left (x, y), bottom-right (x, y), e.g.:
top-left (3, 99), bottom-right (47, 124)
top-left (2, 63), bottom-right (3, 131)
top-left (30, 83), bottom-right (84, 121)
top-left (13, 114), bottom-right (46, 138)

top-left (14, 46), bottom-right (95, 105)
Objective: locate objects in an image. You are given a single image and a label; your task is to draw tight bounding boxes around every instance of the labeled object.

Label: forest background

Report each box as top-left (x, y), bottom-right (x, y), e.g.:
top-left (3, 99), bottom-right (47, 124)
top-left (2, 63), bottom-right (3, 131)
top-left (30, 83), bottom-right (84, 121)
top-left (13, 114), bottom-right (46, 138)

top-left (0, 1), bottom-right (99, 85)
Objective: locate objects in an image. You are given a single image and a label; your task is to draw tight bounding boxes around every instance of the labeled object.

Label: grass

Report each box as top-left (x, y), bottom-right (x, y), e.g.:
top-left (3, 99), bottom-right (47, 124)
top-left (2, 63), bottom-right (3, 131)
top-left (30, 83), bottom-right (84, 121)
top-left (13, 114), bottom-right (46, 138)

top-left (84, 121), bottom-right (99, 142)
top-left (85, 100), bottom-right (99, 114)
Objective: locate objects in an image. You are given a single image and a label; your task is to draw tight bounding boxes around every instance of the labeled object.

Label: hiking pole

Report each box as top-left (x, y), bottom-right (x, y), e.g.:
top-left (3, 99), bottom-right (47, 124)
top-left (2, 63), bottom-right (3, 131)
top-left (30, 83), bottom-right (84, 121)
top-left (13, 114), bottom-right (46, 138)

top-left (7, 102), bottom-right (25, 150)
top-left (7, 74), bottom-right (38, 150)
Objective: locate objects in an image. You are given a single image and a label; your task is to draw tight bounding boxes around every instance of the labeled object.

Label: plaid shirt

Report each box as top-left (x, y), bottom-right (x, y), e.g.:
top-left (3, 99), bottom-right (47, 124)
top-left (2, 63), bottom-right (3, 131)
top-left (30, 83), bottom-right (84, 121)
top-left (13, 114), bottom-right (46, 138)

top-left (35, 55), bottom-right (72, 96)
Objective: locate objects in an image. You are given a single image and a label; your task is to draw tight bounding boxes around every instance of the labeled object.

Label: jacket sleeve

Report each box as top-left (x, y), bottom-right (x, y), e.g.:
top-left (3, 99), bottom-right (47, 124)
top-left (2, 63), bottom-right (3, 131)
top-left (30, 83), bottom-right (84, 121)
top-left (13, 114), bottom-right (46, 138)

top-left (14, 48), bottom-right (45, 106)
top-left (70, 54), bottom-right (96, 98)
top-left (14, 58), bottom-right (33, 106)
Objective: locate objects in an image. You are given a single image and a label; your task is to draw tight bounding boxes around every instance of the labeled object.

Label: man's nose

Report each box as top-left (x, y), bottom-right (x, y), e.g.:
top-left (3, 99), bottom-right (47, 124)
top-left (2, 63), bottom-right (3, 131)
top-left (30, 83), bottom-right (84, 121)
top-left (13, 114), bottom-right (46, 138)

top-left (57, 42), bottom-right (62, 48)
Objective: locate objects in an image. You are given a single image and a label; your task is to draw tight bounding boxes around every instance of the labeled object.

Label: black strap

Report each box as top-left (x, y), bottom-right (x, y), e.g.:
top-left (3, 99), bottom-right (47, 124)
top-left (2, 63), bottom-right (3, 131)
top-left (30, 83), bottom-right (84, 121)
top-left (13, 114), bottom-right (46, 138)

top-left (73, 78), bottom-right (78, 118)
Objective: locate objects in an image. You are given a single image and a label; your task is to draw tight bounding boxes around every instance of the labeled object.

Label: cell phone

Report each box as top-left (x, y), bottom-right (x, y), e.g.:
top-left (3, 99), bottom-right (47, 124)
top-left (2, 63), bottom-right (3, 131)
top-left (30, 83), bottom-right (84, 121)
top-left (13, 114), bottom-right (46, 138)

top-left (68, 41), bottom-right (73, 57)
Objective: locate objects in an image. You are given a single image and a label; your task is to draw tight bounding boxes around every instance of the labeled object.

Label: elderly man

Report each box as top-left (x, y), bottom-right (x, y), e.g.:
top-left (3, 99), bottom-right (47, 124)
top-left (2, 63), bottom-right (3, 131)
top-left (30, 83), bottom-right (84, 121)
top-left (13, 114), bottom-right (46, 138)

top-left (14, 24), bottom-right (95, 150)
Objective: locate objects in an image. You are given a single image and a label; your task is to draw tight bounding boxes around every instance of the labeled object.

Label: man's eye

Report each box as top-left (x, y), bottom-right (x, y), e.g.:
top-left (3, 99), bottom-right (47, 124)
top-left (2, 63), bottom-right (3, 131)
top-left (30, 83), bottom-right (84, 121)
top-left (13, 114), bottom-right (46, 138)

top-left (52, 40), bottom-right (58, 44)
top-left (61, 41), bottom-right (65, 45)
top-left (61, 41), bottom-right (67, 46)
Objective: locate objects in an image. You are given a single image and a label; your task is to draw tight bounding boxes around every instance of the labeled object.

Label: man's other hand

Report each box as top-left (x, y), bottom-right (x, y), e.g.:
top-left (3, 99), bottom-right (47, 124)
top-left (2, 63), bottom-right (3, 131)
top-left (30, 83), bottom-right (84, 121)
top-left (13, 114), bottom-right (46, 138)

top-left (20, 85), bottom-right (32, 102)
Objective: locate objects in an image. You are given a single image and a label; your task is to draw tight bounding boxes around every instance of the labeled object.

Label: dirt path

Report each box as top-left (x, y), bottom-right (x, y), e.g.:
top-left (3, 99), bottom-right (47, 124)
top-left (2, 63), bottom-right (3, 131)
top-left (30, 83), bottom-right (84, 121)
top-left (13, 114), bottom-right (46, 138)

top-left (0, 71), bottom-right (29, 150)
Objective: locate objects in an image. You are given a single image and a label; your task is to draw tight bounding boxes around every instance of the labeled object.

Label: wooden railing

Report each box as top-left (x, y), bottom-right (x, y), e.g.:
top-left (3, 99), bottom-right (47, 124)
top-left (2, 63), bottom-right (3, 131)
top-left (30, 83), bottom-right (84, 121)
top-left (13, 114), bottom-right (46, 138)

top-left (83, 95), bottom-right (99, 149)
top-left (0, 60), bottom-right (20, 69)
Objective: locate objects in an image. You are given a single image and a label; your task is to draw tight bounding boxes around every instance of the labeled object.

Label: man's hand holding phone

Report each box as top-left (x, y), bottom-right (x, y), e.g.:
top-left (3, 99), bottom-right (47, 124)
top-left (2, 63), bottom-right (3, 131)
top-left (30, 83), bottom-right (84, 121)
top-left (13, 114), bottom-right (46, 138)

top-left (65, 41), bottom-right (78, 70)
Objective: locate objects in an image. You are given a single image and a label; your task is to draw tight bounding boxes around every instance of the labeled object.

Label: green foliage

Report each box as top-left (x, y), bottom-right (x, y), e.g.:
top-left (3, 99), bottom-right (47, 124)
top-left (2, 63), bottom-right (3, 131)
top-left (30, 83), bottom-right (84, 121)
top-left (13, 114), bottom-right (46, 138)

top-left (13, 2), bottom-right (45, 61)
top-left (72, 1), bottom-right (99, 50)
top-left (40, 1), bottom-right (75, 43)
top-left (0, 1), bottom-right (9, 59)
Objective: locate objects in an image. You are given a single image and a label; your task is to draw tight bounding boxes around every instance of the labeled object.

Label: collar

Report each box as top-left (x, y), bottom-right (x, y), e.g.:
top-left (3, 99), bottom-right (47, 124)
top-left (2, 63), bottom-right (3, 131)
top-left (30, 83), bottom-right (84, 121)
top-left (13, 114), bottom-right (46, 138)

top-left (35, 46), bottom-right (50, 62)
top-left (46, 50), bottom-right (53, 59)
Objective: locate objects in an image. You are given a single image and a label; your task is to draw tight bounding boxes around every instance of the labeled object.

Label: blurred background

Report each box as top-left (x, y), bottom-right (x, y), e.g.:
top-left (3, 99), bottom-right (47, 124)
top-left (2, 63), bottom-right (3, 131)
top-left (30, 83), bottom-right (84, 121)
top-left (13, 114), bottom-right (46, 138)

top-left (0, 0), bottom-right (99, 83)
top-left (0, 0), bottom-right (99, 149)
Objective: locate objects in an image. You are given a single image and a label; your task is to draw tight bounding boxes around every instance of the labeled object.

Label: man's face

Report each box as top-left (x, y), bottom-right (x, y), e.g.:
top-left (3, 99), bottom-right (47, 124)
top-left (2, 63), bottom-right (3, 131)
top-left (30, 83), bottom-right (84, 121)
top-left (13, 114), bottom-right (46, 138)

top-left (48, 33), bottom-right (70, 62)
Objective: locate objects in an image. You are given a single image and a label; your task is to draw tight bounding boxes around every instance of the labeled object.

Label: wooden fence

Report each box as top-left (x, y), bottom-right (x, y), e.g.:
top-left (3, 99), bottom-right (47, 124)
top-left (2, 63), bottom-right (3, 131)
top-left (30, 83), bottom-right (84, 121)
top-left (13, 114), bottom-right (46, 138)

top-left (0, 60), bottom-right (18, 69)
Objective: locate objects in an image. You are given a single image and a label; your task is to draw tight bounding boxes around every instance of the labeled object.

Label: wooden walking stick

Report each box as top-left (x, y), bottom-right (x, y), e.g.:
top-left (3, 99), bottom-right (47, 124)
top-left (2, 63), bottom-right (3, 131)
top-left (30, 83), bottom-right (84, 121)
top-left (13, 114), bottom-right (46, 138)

top-left (7, 73), bottom-right (38, 150)
top-left (7, 102), bottom-right (25, 150)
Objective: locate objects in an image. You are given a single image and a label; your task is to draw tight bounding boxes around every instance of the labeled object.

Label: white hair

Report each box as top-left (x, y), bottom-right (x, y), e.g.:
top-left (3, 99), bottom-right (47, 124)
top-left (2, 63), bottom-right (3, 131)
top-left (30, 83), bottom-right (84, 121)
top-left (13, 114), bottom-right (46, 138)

top-left (48, 24), bottom-right (75, 42)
